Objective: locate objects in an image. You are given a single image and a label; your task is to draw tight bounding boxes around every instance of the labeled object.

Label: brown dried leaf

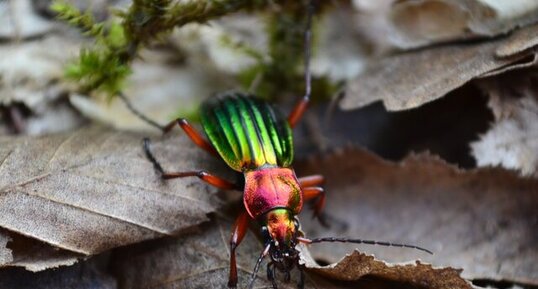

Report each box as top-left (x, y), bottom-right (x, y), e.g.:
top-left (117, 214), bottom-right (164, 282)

top-left (0, 126), bottom-right (222, 264)
top-left (342, 23), bottom-right (538, 111)
top-left (1, 228), bottom-right (81, 272)
top-left (0, 0), bottom-right (55, 39)
top-left (296, 148), bottom-right (538, 285)
top-left (0, 35), bottom-right (80, 108)
top-left (386, 0), bottom-right (538, 48)
top-left (472, 70), bottom-right (538, 177)
top-left (300, 249), bottom-right (472, 289)
top-left (0, 231), bottom-right (12, 265)
top-left (0, 257), bottom-right (116, 289)
top-left (496, 25), bottom-right (538, 58)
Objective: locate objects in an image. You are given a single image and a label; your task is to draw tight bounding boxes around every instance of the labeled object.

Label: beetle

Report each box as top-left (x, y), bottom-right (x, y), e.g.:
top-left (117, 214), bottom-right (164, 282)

top-left (141, 2), bottom-right (432, 288)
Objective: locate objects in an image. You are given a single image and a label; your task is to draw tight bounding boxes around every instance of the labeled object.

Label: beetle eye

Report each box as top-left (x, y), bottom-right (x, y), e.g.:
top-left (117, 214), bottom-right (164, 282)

top-left (293, 218), bottom-right (300, 229)
top-left (261, 226), bottom-right (271, 241)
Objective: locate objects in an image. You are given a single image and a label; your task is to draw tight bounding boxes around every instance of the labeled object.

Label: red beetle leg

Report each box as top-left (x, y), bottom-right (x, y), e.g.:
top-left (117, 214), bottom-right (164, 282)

top-left (162, 170), bottom-right (239, 191)
top-left (228, 211), bottom-right (250, 288)
top-left (288, 95), bottom-right (309, 128)
top-left (298, 174), bottom-right (324, 188)
top-left (163, 118), bottom-right (218, 157)
top-left (303, 186), bottom-right (326, 220)
top-left (288, 5), bottom-right (313, 128)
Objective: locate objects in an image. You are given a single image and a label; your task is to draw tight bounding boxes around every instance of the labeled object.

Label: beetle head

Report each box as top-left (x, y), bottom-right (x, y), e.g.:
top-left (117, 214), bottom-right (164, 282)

top-left (260, 208), bottom-right (301, 271)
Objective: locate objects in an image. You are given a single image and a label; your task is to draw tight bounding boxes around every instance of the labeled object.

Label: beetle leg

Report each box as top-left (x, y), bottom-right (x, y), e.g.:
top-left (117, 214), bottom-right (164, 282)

top-left (303, 186), bottom-right (328, 227)
top-left (284, 271), bottom-right (291, 282)
top-left (297, 268), bottom-right (305, 289)
top-left (228, 211), bottom-right (250, 288)
top-left (298, 175), bottom-right (324, 188)
top-left (303, 187), bottom-right (326, 218)
top-left (267, 262), bottom-right (278, 289)
top-left (162, 118), bottom-right (219, 157)
top-left (143, 138), bottom-right (239, 190)
top-left (162, 170), bottom-right (238, 190)
top-left (288, 1), bottom-right (314, 128)
top-left (288, 95), bottom-right (309, 128)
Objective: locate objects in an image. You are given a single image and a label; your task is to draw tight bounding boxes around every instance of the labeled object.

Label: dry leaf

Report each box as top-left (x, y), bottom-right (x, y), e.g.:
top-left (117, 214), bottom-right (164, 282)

top-left (296, 148), bottom-right (538, 285)
top-left (0, 0), bottom-right (55, 39)
top-left (471, 70), bottom-right (538, 177)
top-left (0, 257), bottom-right (116, 289)
top-left (0, 32), bottom-right (84, 135)
top-left (495, 24), bottom-right (538, 58)
top-left (300, 249), bottom-right (472, 289)
top-left (0, 35), bottom-right (80, 108)
top-left (0, 125), bottom-right (224, 265)
top-left (0, 231), bottom-right (12, 265)
top-left (354, 0), bottom-right (538, 49)
top-left (342, 23), bottom-right (538, 111)
top-left (1, 228), bottom-right (81, 272)
top-left (310, 8), bottom-right (366, 82)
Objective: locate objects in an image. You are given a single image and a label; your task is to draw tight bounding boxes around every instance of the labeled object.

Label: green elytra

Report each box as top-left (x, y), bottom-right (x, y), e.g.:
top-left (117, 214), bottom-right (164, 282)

top-left (200, 92), bottom-right (294, 171)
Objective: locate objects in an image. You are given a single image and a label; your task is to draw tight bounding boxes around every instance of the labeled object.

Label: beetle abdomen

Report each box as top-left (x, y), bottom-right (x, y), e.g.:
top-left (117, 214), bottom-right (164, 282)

top-left (200, 92), bottom-right (293, 172)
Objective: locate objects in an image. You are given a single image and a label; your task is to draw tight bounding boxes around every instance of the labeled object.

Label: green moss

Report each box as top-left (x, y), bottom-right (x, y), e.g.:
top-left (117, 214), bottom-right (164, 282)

top-left (53, 0), bottom-right (337, 108)
top-left (52, 0), bottom-right (270, 97)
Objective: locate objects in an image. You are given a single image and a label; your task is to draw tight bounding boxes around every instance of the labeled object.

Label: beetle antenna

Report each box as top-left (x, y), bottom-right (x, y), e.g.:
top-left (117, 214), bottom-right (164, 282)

top-left (297, 237), bottom-right (433, 255)
top-left (117, 92), bottom-right (165, 131)
top-left (304, 1), bottom-right (313, 105)
top-left (247, 243), bottom-right (271, 289)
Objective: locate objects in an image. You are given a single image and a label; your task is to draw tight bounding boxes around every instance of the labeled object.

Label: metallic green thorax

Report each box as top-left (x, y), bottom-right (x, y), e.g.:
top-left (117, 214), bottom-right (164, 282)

top-left (200, 93), bottom-right (293, 172)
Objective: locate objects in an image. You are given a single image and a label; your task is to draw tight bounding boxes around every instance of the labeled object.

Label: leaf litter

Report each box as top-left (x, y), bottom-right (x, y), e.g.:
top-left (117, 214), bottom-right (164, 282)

top-left (0, 125), bottom-right (226, 267)
top-left (295, 147), bottom-right (538, 286)
top-left (0, 256), bottom-right (116, 289)
top-left (2, 121), bottom-right (534, 287)
top-left (472, 69), bottom-right (538, 177)
top-left (342, 23), bottom-right (538, 111)
top-left (0, 228), bottom-right (81, 272)
top-left (385, 0), bottom-right (538, 49)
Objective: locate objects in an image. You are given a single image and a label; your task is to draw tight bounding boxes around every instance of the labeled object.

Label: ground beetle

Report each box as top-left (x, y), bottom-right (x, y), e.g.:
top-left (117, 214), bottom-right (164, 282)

top-left (137, 2), bottom-right (432, 288)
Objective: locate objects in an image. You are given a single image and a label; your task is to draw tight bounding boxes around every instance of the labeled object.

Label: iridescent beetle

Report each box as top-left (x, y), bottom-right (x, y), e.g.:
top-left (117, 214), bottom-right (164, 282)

top-left (141, 3), bottom-right (432, 288)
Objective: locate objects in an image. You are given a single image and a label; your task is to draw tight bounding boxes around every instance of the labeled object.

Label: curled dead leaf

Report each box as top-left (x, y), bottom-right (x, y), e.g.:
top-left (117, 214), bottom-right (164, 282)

top-left (0, 257), bottom-right (116, 289)
top-left (0, 228), bottom-right (81, 272)
top-left (354, 0), bottom-right (538, 50)
top-left (386, 0), bottom-right (538, 48)
top-left (300, 248), bottom-right (472, 289)
top-left (342, 23), bottom-right (538, 111)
